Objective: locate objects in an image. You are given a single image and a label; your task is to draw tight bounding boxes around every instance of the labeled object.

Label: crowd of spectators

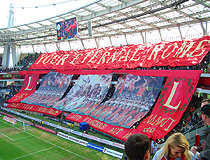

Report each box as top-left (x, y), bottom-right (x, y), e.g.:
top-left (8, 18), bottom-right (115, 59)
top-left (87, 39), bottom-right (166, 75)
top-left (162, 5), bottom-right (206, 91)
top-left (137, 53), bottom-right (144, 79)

top-left (134, 51), bottom-right (210, 73)
top-left (0, 84), bottom-right (21, 100)
top-left (4, 85), bottom-right (21, 100)
top-left (0, 67), bottom-right (22, 73)
top-left (16, 52), bottom-right (41, 68)
top-left (0, 57), bottom-right (2, 66)
top-left (0, 52), bottom-right (41, 73)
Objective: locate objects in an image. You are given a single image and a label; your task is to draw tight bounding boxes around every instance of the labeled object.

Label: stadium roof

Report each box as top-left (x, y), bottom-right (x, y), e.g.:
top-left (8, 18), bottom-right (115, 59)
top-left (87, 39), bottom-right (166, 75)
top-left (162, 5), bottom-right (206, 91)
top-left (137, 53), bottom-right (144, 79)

top-left (0, 0), bottom-right (210, 52)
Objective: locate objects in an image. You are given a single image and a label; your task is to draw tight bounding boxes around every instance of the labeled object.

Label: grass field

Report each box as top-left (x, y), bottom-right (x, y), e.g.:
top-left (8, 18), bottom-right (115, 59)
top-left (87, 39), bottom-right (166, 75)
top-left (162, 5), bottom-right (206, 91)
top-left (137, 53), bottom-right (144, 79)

top-left (0, 116), bottom-right (122, 160)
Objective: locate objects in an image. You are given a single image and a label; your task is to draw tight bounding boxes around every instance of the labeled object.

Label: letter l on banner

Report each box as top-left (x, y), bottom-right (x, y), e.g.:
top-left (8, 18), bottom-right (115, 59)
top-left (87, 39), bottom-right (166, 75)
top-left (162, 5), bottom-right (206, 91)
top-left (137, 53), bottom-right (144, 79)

top-left (136, 70), bottom-right (202, 140)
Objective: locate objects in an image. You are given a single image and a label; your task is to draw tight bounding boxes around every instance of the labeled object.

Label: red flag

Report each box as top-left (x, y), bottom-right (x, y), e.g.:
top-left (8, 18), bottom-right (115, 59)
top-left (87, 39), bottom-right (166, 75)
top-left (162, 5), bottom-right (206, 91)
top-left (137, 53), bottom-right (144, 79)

top-left (6, 74), bottom-right (39, 103)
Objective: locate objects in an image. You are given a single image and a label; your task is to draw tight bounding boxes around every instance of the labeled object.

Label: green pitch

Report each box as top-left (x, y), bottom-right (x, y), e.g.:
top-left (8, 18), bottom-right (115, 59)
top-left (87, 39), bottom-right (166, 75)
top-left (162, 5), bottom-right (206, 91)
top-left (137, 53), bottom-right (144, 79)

top-left (0, 117), bottom-right (121, 160)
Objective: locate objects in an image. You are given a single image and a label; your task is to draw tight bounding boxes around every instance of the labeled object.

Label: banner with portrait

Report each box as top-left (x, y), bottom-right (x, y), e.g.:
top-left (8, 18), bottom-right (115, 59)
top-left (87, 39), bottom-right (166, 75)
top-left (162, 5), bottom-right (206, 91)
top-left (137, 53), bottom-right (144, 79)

top-left (21, 72), bottom-right (73, 107)
top-left (75, 74), bottom-right (163, 128)
top-left (52, 74), bottom-right (112, 111)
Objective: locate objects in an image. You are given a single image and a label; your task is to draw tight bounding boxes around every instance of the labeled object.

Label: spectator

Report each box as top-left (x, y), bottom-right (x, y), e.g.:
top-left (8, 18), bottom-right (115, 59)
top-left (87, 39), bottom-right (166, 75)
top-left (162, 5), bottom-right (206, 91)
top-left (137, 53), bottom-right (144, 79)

top-left (153, 133), bottom-right (196, 160)
top-left (151, 140), bottom-right (158, 154)
top-left (125, 133), bottom-right (150, 160)
top-left (190, 103), bottom-right (210, 160)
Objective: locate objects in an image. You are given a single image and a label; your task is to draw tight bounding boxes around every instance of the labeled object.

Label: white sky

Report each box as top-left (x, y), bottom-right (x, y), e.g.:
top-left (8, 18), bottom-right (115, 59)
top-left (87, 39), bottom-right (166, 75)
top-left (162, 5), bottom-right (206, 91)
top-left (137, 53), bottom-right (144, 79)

top-left (0, 0), bottom-right (95, 28)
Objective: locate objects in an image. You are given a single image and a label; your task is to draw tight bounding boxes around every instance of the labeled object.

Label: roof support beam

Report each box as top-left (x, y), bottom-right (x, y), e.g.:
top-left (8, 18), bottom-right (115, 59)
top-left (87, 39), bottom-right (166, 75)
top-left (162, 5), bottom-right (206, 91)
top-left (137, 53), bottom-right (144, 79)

top-left (153, 0), bottom-right (200, 23)
top-left (140, 32), bottom-right (146, 44)
top-left (124, 34), bottom-right (128, 45)
top-left (193, 0), bottom-right (210, 9)
top-left (68, 41), bottom-right (72, 50)
top-left (44, 44), bottom-right (47, 52)
top-left (80, 39), bottom-right (85, 49)
top-left (94, 38), bottom-right (99, 48)
top-left (200, 21), bottom-right (207, 36)
top-left (158, 29), bottom-right (163, 42)
top-left (55, 43), bottom-right (60, 51)
top-left (109, 36), bottom-right (113, 46)
top-left (32, 45), bottom-right (35, 53)
top-left (177, 25), bottom-right (183, 40)
top-left (86, 0), bottom-right (145, 20)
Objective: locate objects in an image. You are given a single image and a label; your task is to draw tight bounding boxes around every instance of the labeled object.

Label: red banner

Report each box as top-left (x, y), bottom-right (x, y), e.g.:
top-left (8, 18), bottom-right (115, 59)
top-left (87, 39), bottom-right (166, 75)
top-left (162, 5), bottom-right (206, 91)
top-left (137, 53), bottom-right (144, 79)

top-left (66, 113), bottom-right (136, 142)
top-left (6, 103), bottom-right (62, 117)
top-left (29, 36), bottom-right (210, 70)
top-left (6, 74), bottom-right (39, 103)
top-left (19, 70), bottom-right (50, 75)
top-left (66, 70), bottom-right (202, 141)
top-left (136, 70), bottom-right (202, 140)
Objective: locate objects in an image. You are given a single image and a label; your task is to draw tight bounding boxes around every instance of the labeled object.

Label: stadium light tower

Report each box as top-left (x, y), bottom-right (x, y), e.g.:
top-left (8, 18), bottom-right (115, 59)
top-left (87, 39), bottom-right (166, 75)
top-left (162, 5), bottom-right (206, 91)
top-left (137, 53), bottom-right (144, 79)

top-left (2, 3), bottom-right (20, 69)
top-left (8, 3), bottom-right (14, 27)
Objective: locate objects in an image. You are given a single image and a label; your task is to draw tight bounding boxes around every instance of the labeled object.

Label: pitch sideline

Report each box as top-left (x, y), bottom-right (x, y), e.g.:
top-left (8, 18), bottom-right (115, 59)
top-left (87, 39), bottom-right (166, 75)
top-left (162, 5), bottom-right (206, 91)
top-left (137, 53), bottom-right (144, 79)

top-left (0, 118), bottom-right (88, 160)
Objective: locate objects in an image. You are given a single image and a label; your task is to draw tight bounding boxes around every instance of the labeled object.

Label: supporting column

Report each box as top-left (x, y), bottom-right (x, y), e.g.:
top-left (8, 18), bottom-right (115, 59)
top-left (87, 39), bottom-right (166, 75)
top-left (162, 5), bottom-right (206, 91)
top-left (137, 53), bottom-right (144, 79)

top-left (178, 25), bottom-right (183, 40)
top-left (88, 20), bottom-right (92, 36)
top-left (109, 36), bottom-right (113, 46)
top-left (32, 45), bottom-right (35, 53)
top-left (158, 29), bottom-right (163, 42)
top-left (140, 32), bottom-right (146, 44)
top-left (2, 44), bottom-right (10, 68)
top-left (81, 39), bottom-right (85, 49)
top-left (11, 45), bottom-right (21, 66)
top-left (68, 41), bottom-right (72, 50)
top-left (94, 38), bottom-right (99, 48)
top-left (200, 21), bottom-right (207, 36)
top-left (124, 34), bottom-right (128, 45)
top-left (56, 43), bottom-right (60, 51)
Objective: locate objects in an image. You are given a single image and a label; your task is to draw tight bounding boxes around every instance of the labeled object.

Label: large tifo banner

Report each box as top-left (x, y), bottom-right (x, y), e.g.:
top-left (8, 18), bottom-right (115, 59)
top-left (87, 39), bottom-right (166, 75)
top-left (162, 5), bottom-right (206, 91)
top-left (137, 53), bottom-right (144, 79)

top-left (6, 74), bottom-right (39, 103)
top-left (52, 74), bottom-right (112, 111)
top-left (72, 74), bottom-right (163, 128)
top-left (66, 70), bottom-right (202, 141)
top-left (29, 36), bottom-right (210, 70)
top-left (21, 72), bottom-right (73, 107)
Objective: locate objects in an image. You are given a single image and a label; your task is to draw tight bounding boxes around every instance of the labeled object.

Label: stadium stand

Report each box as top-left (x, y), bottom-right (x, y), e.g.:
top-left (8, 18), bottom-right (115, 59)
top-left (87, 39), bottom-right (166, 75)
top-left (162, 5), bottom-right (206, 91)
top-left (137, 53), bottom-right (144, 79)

top-left (0, 0), bottom-right (210, 159)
